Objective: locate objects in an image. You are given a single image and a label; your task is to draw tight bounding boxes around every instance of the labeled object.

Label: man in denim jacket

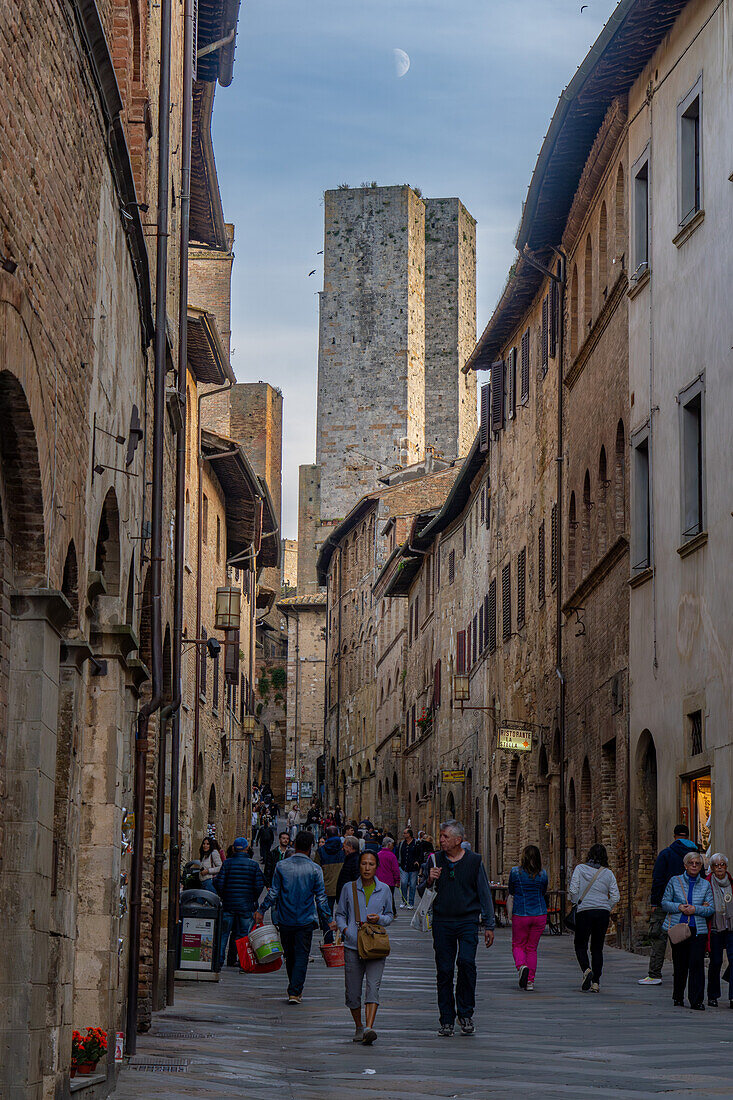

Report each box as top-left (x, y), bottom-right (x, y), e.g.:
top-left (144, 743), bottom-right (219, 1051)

top-left (256, 830), bottom-right (336, 1003)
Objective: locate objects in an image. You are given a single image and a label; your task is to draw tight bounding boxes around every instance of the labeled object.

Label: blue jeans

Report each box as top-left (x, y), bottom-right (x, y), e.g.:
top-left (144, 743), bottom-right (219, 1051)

top-left (219, 912), bottom-right (253, 969)
top-left (400, 869), bottom-right (417, 906)
top-left (432, 919), bottom-right (479, 1025)
top-left (279, 925), bottom-right (314, 996)
top-left (708, 929), bottom-right (733, 1000)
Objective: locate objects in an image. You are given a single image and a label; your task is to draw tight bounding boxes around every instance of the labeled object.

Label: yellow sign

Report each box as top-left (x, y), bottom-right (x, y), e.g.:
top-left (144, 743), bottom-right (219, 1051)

top-left (441, 770), bottom-right (466, 783)
top-left (498, 725), bottom-right (533, 753)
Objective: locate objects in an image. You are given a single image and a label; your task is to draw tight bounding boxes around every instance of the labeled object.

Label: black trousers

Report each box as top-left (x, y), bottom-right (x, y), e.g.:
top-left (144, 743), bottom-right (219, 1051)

top-left (671, 933), bottom-right (706, 1005)
top-left (574, 908), bottom-right (610, 981)
top-left (708, 930), bottom-right (733, 1001)
top-left (432, 919), bottom-right (479, 1025)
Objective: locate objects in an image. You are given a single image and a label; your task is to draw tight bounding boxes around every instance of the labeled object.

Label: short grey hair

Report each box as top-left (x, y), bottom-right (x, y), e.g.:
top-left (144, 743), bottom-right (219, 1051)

top-left (381, 837), bottom-right (395, 850)
top-left (683, 850), bottom-right (703, 867)
top-left (343, 836), bottom-right (360, 853)
top-left (710, 852), bottom-right (729, 866)
top-left (440, 819), bottom-right (465, 840)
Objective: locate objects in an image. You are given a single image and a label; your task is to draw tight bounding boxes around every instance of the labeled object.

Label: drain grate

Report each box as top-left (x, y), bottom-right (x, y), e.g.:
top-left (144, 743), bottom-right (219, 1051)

top-left (156, 1031), bottom-right (215, 1039)
top-left (128, 1058), bottom-right (190, 1074)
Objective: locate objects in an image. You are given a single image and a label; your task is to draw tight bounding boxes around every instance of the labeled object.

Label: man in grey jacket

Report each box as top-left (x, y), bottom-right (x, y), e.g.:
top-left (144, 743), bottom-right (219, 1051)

top-left (256, 830), bottom-right (335, 1003)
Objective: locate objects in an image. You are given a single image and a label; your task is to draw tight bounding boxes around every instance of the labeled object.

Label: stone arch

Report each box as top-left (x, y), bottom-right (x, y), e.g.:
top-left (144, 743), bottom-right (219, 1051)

top-left (580, 757), bottom-right (593, 854)
top-left (615, 163), bottom-right (625, 264)
top-left (570, 265), bottom-right (579, 358)
top-left (568, 778), bottom-right (577, 865)
top-left (598, 446), bottom-right (608, 555)
top-left (582, 469), bottom-right (592, 575)
top-left (0, 370), bottom-right (46, 586)
top-left (125, 551), bottom-right (135, 628)
top-left (491, 794), bottom-right (502, 879)
top-left (599, 201), bottom-right (608, 292)
top-left (584, 234), bottom-right (593, 331)
top-left (61, 540), bottom-right (80, 628)
top-left (94, 488), bottom-right (121, 597)
top-left (614, 419), bottom-right (625, 532)
top-left (207, 783), bottom-right (217, 826)
top-left (633, 730), bottom-right (658, 936)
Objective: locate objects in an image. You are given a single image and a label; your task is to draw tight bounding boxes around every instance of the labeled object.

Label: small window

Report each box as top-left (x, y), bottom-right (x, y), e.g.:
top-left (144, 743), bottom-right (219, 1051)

top-left (448, 549), bottom-right (455, 584)
top-left (541, 295), bottom-right (549, 375)
top-left (632, 430), bottom-right (651, 570)
top-left (488, 579), bottom-right (497, 652)
top-left (679, 375), bottom-right (705, 540)
top-left (688, 709), bottom-right (703, 756)
top-left (678, 78), bottom-right (702, 227)
top-left (202, 494), bottom-right (209, 545)
top-left (632, 153), bottom-right (649, 278)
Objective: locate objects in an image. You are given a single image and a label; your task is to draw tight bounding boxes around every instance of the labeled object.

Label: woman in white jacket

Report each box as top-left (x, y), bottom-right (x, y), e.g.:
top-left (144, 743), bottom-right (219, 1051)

top-left (568, 843), bottom-right (620, 993)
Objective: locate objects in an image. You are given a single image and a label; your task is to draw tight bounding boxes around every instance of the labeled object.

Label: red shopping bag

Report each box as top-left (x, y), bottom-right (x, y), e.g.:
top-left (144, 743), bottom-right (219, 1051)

top-left (236, 935), bottom-right (283, 974)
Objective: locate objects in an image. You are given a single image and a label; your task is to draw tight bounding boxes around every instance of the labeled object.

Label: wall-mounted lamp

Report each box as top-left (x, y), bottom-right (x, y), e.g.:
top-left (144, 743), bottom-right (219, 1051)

top-left (215, 585), bottom-right (242, 631)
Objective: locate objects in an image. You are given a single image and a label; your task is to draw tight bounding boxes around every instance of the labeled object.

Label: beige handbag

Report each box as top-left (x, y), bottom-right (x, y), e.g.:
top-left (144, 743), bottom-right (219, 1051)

top-left (352, 881), bottom-right (390, 960)
top-left (667, 877), bottom-right (693, 944)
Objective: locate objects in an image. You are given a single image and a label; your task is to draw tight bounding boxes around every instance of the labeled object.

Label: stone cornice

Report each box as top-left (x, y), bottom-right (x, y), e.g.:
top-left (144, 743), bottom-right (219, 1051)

top-left (562, 535), bottom-right (629, 614)
top-left (11, 589), bottom-right (73, 635)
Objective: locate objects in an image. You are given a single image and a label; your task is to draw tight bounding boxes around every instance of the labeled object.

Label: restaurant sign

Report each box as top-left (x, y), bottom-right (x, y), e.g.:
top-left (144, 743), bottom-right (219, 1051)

top-left (441, 770), bottom-right (466, 783)
top-left (497, 724), bottom-right (533, 753)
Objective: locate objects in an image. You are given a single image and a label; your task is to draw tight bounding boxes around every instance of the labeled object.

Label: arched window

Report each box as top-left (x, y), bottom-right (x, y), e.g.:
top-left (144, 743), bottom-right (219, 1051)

top-left (582, 469), bottom-right (592, 575)
top-left (615, 164), bottom-right (625, 266)
top-left (598, 446), bottom-right (608, 555)
top-left (615, 419), bottom-right (625, 532)
top-left (599, 202), bottom-right (608, 293)
top-left (570, 265), bottom-right (579, 357)
top-left (584, 234), bottom-right (593, 331)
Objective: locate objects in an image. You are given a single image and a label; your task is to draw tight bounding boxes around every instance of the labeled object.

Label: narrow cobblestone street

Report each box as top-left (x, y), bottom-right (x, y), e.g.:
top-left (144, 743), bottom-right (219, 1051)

top-left (112, 916), bottom-right (733, 1099)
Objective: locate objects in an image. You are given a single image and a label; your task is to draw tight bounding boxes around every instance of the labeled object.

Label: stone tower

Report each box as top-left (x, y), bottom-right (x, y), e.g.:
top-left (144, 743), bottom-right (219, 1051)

top-left (315, 184), bottom-right (476, 522)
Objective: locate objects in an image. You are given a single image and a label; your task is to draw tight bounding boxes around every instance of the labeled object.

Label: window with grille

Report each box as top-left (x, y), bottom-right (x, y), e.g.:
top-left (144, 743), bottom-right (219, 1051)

top-left (489, 579), bottom-right (497, 652)
top-left (517, 548), bottom-right (526, 629)
top-left (502, 563), bottom-right (511, 641)
top-left (538, 521), bottom-right (546, 603)
top-left (551, 504), bottom-right (558, 587)
top-left (448, 549), bottom-right (455, 584)
top-left (520, 328), bottom-right (530, 404)
top-left (688, 710), bottom-right (703, 756)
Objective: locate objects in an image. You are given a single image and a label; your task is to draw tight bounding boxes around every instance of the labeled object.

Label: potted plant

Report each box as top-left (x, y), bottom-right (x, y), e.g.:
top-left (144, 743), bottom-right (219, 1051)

top-left (72, 1028), bottom-right (107, 1075)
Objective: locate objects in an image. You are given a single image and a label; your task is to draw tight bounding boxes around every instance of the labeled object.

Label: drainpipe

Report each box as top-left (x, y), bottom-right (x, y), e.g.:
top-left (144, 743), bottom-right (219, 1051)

top-left (293, 611), bottom-right (300, 803)
top-left (126, 0), bottom-right (171, 1052)
top-left (322, 583), bottom-right (330, 804)
top-left (165, 0), bottom-right (195, 1006)
top-left (193, 382), bottom-right (233, 792)
top-left (247, 566), bottom-right (255, 825)
top-left (336, 547), bottom-right (343, 810)
top-left (555, 253), bottom-right (567, 913)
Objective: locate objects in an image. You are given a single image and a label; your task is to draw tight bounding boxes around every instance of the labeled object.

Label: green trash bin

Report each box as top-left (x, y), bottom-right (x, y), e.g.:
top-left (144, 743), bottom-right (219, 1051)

top-left (178, 889), bottom-right (223, 974)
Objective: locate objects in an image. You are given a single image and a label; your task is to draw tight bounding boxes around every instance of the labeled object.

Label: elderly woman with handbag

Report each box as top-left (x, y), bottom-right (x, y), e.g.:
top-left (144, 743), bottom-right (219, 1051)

top-left (335, 850), bottom-right (393, 1045)
top-left (662, 849), bottom-right (713, 1009)
top-left (706, 853), bottom-right (733, 1007)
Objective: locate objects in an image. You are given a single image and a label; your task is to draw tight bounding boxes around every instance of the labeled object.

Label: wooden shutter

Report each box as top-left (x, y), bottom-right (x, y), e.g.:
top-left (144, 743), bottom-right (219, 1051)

top-left (479, 382), bottom-right (490, 452)
top-left (483, 593), bottom-right (489, 649)
top-left (449, 549), bottom-right (455, 583)
top-left (408, 602), bottom-right (413, 645)
top-left (480, 487), bottom-right (485, 524)
top-left (213, 649), bottom-right (220, 707)
top-left (200, 626), bottom-right (208, 695)
top-left (489, 579), bottom-right (497, 652)
top-left (456, 629), bottom-right (466, 674)
top-left (549, 278), bottom-right (558, 359)
top-left (478, 603), bottom-right (484, 651)
top-left (225, 628), bottom-right (239, 683)
top-left (520, 328), bottom-right (530, 403)
top-left (490, 360), bottom-right (504, 431)
top-left (507, 348), bottom-right (517, 420)
top-left (517, 548), bottom-right (526, 629)
top-left (551, 503), bottom-right (558, 586)
top-left (538, 521), bottom-right (546, 603)
top-left (472, 614), bottom-right (478, 664)
top-left (541, 295), bottom-right (549, 375)
top-left (436, 547), bottom-right (441, 589)
top-left (502, 562), bottom-right (511, 641)
top-left (433, 659), bottom-right (441, 709)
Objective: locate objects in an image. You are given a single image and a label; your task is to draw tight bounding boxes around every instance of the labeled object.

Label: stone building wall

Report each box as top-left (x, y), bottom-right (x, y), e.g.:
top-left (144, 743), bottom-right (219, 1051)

top-left (297, 464), bottom-right (323, 593)
top-left (279, 596), bottom-right (327, 806)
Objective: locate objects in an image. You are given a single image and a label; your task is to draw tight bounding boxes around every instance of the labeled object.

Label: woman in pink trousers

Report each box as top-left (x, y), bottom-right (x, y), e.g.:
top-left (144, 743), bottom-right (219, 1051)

top-left (508, 845), bottom-right (548, 990)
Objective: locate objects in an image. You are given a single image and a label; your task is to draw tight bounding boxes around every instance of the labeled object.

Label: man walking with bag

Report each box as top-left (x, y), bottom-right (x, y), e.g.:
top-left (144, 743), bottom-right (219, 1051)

top-left (425, 820), bottom-right (494, 1037)
top-left (256, 830), bottom-right (335, 1004)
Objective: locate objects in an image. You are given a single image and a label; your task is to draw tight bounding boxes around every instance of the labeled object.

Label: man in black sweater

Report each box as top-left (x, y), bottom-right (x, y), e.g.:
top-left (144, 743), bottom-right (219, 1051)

top-left (425, 820), bottom-right (494, 1037)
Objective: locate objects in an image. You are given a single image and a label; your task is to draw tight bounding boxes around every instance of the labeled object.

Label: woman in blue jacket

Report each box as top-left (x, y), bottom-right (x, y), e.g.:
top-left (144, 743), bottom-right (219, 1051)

top-left (508, 845), bottom-right (548, 990)
top-left (335, 850), bottom-right (394, 1045)
top-left (662, 849), bottom-right (714, 1009)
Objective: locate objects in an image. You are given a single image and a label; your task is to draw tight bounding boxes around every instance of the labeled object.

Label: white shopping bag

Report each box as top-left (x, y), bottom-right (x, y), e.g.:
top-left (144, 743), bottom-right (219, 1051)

top-left (411, 885), bottom-right (436, 933)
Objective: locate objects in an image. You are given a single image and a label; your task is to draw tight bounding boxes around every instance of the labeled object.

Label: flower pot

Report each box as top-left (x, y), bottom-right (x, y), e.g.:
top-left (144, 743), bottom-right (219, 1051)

top-left (77, 1062), bottom-right (97, 1075)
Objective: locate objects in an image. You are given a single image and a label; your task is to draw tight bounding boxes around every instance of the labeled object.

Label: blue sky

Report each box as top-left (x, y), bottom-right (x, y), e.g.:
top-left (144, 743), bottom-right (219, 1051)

top-left (213, 0), bottom-right (619, 537)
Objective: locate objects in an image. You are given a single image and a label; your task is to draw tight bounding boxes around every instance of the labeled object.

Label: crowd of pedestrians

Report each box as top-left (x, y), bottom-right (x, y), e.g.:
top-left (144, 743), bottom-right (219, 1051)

top-left (181, 795), bottom-right (731, 1043)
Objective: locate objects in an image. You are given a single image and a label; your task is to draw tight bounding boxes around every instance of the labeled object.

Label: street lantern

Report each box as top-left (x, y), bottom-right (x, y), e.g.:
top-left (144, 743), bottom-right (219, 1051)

top-left (453, 674), bottom-right (470, 703)
top-left (242, 714), bottom-right (257, 735)
top-left (215, 585), bottom-right (241, 631)
top-left (390, 731), bottom-right (402, 755)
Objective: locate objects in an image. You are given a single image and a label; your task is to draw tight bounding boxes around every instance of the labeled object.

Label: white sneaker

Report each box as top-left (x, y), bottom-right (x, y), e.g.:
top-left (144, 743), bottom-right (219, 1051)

top-left (526, 982), bottom-right (534, 991)
top-left (407, 904), bottom-right (414, 910)
top-left (638, 976), bottom-right (662, 985)
top-left (399, 903), bottom-right (406, 909)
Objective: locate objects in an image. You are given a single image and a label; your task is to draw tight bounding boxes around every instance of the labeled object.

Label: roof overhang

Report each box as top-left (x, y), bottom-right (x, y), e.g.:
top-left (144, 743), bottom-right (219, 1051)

top-left (196, 0), bottom-right (241, 86)
top-left (190, 81), bottom-right (227, 249)
top-left (201, 428), bottom-right (279, 569)
top-left (316, 496), bottom-right (377, 586)
top-left (465, 0), bottom-right (689, 373)
top-left (187, 307), bottom-right (235, 384)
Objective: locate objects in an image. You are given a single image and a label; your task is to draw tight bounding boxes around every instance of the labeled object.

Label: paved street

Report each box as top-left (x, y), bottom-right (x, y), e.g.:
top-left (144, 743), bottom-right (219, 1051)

top-left (112, 915), bottom-right (733, 1099)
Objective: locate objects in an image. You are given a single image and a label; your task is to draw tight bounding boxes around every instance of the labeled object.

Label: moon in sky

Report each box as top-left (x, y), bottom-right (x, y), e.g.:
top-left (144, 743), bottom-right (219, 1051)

top-left (393, 48), bottom-right (410, 78)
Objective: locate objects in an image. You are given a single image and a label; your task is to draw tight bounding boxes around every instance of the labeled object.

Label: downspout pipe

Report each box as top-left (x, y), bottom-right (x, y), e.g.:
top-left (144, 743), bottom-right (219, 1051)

top-left (193, 381), bottom-right (233, 791)
top-left (166, 0), bottom-right (195, 1006)
top-left (126, 0), bottom-right (171, 1052)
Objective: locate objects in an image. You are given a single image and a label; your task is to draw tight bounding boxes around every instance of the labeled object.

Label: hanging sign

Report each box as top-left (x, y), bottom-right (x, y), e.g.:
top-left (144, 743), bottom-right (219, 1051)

top-left (441, 770), bottom-right (466, 783)
top-left (498, 724), bottom-right (533, 753)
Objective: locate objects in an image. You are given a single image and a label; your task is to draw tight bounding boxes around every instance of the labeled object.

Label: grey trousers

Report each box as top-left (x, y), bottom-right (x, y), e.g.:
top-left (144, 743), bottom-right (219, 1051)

top-left (647, 906), bottom-right (668, 979)
top-left (344, 948), bottom-right (386, 1009)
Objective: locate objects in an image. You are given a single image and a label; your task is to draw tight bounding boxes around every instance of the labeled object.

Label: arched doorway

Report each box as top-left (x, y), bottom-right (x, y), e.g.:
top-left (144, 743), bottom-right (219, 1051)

top-left (633, 731), bottom-right (658, 942)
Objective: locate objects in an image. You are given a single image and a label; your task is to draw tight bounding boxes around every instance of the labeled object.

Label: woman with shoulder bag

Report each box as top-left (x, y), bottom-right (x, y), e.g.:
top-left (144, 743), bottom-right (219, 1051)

top-left (706, 853), bottom-right (733, 1007)
top-left (335, 850), bottom-right (393, 1045)
top-left (568, 844), bottom-right (620, 993)
top-left (508, 845), bottom-right (548, 991)
top-left (662, 849), bottom-right (713, 1009)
